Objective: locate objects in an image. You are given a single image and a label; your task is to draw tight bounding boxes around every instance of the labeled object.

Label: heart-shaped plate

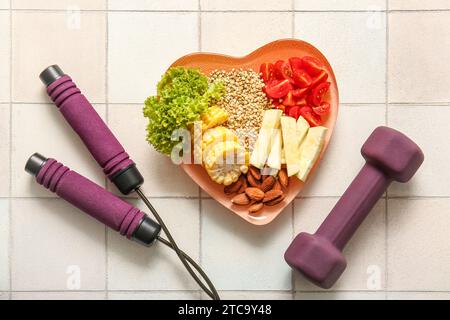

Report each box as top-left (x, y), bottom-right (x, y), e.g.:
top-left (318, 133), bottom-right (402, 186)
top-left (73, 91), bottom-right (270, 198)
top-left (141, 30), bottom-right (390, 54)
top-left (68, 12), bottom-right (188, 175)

top-left (171, 39), bottom-right (339, 225)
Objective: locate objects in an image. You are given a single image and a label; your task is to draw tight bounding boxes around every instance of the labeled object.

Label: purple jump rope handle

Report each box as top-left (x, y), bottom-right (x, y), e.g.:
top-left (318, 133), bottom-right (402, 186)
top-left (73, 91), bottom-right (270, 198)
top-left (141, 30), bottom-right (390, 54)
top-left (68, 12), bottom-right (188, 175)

top-left (25, 153), bottom-right (160, 246)
top-left (285, 126), bottom-right (424, 288)
top-left (40, 65), bottom-right (143, 195)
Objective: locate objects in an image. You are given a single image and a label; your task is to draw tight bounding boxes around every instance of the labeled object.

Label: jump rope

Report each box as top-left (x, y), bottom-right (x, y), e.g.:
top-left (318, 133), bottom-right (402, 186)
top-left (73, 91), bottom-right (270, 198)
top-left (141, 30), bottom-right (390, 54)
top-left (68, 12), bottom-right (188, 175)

top-left (25, 65), bottom-right (220, 300)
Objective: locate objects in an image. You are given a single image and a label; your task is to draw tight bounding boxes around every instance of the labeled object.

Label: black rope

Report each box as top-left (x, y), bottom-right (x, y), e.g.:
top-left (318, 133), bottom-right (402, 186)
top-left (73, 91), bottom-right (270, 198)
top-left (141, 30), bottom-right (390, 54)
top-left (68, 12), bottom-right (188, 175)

top-left (135, 187), bottom-right (220, 300)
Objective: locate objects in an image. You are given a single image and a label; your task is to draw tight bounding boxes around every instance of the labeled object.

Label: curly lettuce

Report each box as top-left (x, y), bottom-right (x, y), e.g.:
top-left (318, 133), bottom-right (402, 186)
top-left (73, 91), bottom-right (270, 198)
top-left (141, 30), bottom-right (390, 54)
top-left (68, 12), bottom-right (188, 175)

top-left (143, 67), bottom-right (224, 155)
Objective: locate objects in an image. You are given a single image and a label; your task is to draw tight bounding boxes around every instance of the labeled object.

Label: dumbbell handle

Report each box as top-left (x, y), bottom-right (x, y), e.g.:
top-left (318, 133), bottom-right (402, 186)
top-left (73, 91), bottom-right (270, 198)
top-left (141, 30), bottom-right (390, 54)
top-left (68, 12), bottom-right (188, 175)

top-left (40, 65), bottom-right (143, 195)
top-left (25, 154), bottom-right (160, 246)
top-left (316, 163), bottom-right (391, 250)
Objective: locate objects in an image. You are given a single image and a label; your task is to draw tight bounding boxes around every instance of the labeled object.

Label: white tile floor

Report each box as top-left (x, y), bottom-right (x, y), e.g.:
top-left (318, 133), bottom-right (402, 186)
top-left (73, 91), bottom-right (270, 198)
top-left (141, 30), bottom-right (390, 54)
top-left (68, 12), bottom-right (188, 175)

top-left (295, 0), bottom-right (387, 11)
top-left (0, 0), bottom-right (449, 300)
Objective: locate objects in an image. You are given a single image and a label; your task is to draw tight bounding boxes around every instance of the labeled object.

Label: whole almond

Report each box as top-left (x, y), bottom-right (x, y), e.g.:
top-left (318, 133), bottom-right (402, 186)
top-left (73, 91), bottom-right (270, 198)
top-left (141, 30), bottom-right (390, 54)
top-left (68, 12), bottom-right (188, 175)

top-left (249, 166), bottom-right (261, 180)
top-left (265, 194), bottom-right (286, 206)
top-left (231, 193), bottom-right (250, 205)
top-left (272, 180), bottom-right (282, 191)
top-left (260, 176), bottom-right (276, 192)
top-left (238, 176), bottom-right (248, 194)
top-left (278, 169), bottom-right (289, 188)
top-left (248, 202), bottom-right (263, 213)
top-left (245, 187), bottom-right (265, 201)
top-left (247, 173), bottom-right (261, 188)
top-left (263, 189), bottom-right (284, 203)
top-left (224, 179), bottom-right (242, 195)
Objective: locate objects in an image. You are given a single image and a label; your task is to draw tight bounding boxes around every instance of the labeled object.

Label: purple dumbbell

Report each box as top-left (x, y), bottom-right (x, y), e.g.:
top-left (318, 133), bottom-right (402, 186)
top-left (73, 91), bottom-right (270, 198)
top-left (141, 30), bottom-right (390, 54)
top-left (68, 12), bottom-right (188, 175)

top-left (285, 126), bottom-right (424, 289)
top-left (25, 153), bottom-right (161, 246)
top-left (39, 65), bottom-right (141, 195)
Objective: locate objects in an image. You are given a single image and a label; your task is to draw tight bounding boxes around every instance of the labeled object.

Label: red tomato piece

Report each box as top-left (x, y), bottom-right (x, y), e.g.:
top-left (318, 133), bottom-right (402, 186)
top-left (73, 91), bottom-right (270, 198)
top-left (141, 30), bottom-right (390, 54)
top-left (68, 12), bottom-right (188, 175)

top-left (301, 56), bottom-right (324, 76)
top-left (273, 60), bottom-right (284, 79)
top-left (274, 60), bottom-right (294, 83)
top-left (282, 91), bottom-right (296, 106)
top-left (311, 82), bottom-right (330, 106)
top-left (292, 68), bottom-right (312, 88)
top-left (264, 79), bottom-right (292, 99)
top-left (310, 70), bottom-right (328, 88)
top-left (291, 87), bottom-right (309, 98)
top-left (288, 105), bottom-right (301, 120)
top-left (260, 62), bottom-right (274, 83)
top-left (299, 106), bottom-right (322, 126)
top-left (284, 105), bottom-right (291, 114)
top-left (288, 57), bottom-right (303, 74)
top-left (312, 101), bottom-right (330, 115)
top-left (295, 98), bottom-right (307, 107)
top-left (274, 104), bottom-right (286, 113)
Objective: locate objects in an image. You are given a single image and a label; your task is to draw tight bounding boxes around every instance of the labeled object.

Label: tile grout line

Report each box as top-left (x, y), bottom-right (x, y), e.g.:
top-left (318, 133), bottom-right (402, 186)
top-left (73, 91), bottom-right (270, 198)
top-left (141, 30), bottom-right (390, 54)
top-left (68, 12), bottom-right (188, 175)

top-left (8, 0), bottom-right (12, 300)
top-left (14, 101), bottom-right (450, 106)
top-left (197, 0), bottom-right (203, 299)
top-left (291, 202), bottom-right (295, 299)
top-left (4, 195), bottom-right (204, 199)
top-left (0, 9), bottom-right (389, 13)
top-left (384, 0), bottom-right (389, 298)
top-left (290, 0), bottom-right (295, 300)
top-left (7, 288), bottom-right (450, 293)
top-left (2, 8), bottom-right (450, 13)
top-left (8, 288), bottom-right (293, 293)
top-left (104, 1), bottom-right (109, 299)
top-left (4, 195), bottom-right (449, 200)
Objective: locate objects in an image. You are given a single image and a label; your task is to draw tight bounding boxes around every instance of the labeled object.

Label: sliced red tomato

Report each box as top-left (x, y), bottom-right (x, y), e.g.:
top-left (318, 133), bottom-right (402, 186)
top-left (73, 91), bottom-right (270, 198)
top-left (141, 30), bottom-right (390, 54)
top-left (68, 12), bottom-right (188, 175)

top-left (288, 57), bottom-right (303, 73)
top-left (300, 106), bottom-right (322, 126)
top-left (273, 60), bottom-right (284, 79)
top-left (282, 91), bottom-right (296, 106)
top-left (284, 105), bottom-right (291, 114)
top-left (311, 81), bottom-right (330, 106)
top-left (292, 69), bottom-right (312, 88)
top-left (260, 62), bottom-right (274, 83)
top-left (295, 98), bottom-right (307, 107)
top-left (301, 56), bottom-right (324, 76)
top-left (274, 104), bottom-right (286, 113)
top-left (312, 101), bottom-right (330, 115)
top-left (288, 105), bottom-right (301, 120)
top-left (291, 87), bottom-right (309, 98)
top-left (274, 60), bottom-right (294, 83)
top-left (310, 70), bottom-right (328, 88)
top-left (264, 79), bottom-right (292, 99)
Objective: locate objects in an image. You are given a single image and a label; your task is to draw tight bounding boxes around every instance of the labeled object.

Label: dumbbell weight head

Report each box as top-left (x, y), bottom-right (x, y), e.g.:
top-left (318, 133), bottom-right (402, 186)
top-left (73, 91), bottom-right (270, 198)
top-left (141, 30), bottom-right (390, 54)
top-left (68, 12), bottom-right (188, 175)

top-left (285, 233), bottom-right (346, 289)
top-left (362, 126), bottom-right (424, 183)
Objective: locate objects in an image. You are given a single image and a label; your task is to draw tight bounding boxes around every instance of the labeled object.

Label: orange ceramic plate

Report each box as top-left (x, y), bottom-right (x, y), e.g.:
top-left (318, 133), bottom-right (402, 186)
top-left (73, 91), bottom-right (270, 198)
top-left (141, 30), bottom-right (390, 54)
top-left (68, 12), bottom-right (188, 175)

top-left (171, 39), bottom-right (339, 225)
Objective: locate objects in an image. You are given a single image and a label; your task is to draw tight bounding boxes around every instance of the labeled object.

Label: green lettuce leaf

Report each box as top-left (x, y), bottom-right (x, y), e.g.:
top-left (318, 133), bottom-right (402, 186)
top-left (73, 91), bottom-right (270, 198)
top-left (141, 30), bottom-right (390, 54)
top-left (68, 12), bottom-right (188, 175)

top-left (143, 67), bottom-right (224, 155)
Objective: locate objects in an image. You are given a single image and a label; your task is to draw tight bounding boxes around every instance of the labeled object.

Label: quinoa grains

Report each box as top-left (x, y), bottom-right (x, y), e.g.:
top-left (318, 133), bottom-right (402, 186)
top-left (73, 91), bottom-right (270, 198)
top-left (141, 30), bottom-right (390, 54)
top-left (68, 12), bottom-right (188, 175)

top-left (209, 68), bottom-right (272, 149)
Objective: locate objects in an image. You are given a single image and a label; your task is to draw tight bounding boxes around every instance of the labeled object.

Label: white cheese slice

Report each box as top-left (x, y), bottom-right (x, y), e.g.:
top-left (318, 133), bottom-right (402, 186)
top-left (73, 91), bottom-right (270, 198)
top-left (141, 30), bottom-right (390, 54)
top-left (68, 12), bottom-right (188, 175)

top-left (296, 116), bottom-right (310, 145)
top-left (250, 109), bottom-right (282, 168)
top-left (267, 128), bottom-right (282, 170)
top-left (296, 126), bottom-right (327, 182)
top-left (281, 116), bottom-right (302, 176)
top-left (281, 147), bottom-right (286, 165)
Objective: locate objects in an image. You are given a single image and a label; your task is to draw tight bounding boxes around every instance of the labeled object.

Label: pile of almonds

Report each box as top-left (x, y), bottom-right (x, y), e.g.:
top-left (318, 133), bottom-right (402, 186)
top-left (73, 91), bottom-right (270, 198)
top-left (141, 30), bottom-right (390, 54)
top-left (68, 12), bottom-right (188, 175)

top-left (224, 166), bottom-right (289, 214)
